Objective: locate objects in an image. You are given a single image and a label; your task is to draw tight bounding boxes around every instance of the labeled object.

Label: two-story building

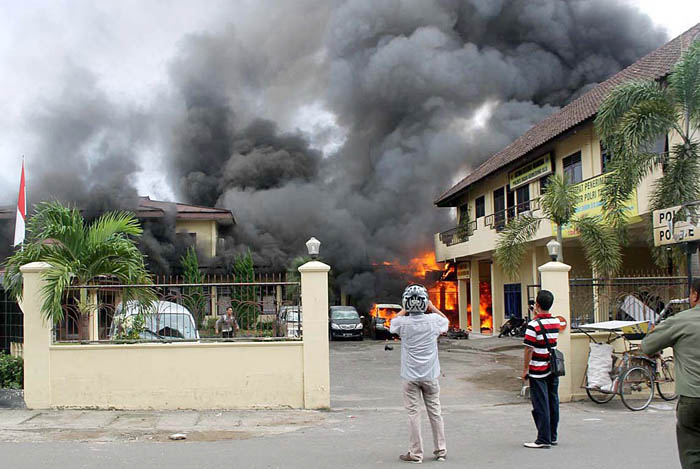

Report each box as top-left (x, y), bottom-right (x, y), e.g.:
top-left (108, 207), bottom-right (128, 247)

top-left (434, 24), bottom-right (700, 335)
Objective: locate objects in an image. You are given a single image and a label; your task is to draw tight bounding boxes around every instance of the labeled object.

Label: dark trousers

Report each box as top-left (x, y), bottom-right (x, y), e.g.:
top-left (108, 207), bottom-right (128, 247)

top-left (677, 396), bottom-right (700, 468)
top-left (529, 374), bottom-right (559, 445)
top-left (222, 330), bottom-right (234, 338)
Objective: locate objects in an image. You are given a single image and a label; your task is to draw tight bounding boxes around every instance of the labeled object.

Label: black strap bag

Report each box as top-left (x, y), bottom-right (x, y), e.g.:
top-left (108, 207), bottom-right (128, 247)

top-left (536, 319), bottom-right (565, 377)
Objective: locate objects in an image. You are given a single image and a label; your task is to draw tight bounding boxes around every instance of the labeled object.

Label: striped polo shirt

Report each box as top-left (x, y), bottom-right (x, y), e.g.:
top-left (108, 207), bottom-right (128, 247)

top-left (524, 313), bottom-right (560, 378)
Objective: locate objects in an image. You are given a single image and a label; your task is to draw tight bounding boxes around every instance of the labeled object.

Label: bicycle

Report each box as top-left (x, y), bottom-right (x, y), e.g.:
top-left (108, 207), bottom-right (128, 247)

top-left (578, 298), bottom-right (684, 411)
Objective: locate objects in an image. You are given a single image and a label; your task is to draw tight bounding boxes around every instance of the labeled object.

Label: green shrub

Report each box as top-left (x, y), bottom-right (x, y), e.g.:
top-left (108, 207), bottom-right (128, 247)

top-left (0, 352), bottom-right (23, 389)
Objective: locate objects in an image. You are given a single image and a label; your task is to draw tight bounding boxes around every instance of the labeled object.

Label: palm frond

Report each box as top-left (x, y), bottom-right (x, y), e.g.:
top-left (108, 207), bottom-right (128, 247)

top-left (618, 98), bottom-right (677, 151)
top-left (651, 141), bottom-right (700, 213)
top-left (595, 80), bottom-right (671, 149)
top-left (668, 40), bottom-right (700, 129)
top-left (86, 211), bottom-right (142, 247)
top-left (494, 215), bottom-right (542, 280)
top-left (574, 216), bottom-right (622, 278)
top-left (540, 174), bottom-right (578, 226)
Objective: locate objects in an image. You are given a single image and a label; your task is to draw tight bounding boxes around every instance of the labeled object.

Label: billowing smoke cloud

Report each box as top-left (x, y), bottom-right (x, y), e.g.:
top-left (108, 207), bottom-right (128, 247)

top-left (3, 1), bottom-right (668, 309)
top-left (164, 0), bottom-right (666, 308)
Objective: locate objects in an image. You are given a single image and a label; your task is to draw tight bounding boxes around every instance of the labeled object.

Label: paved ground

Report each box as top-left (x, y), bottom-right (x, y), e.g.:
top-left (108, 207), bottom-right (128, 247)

top-left (0, 336), bottom-right (682, 468)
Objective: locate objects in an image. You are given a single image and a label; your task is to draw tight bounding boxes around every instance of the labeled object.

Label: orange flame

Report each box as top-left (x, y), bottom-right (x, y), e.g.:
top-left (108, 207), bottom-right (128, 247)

top-left (369, 304), bottom-right (401, 328)
top-left (479, 281), bottom-right (493, 331)
top-left (374, 251), bottom-right (461, 328)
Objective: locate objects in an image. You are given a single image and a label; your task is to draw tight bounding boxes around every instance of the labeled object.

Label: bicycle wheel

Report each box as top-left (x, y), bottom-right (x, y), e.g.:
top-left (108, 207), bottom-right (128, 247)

top-left (586, 387), bottom-right (615, 404)
top-left (656, 358), bottom-right (678, 401)
top-left (620, 366), bottom-right (654, 411)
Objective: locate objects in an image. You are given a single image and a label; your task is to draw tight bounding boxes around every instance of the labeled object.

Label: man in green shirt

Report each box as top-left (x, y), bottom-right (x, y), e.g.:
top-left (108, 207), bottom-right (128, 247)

top-left (642, 279), bottom-right (700, 469)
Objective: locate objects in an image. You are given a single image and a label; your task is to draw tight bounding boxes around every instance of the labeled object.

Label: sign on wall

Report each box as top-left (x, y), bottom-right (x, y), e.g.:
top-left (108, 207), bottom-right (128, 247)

top-left (652, 205), bottom-right (700, 246)
top-left (555, 172), bottom-right (639, 238)
top-left (508, 154), bottom-right (553, 190)
top-left (457, 263), bottom-right (470, 279)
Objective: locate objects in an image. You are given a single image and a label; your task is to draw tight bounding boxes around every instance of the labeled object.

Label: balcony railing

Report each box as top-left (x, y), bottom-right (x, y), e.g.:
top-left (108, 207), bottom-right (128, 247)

top-left (439, 220), bottom-right (477, 246)
top-left (485, 198), bottom-right (541, 232)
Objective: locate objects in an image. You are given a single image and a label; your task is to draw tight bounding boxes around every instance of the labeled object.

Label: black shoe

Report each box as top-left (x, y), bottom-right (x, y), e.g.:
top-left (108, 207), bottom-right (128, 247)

top-left (551, 441), bottom-right (558, 446)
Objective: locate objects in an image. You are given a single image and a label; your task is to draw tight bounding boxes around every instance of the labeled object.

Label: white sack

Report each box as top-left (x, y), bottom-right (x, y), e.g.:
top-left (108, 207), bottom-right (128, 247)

top-left (587, 343), bottom-right (614, 391)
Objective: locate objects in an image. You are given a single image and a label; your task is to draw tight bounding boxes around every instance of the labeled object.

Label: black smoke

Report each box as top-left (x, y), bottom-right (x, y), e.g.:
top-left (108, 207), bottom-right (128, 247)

top-left (164, 0), bottom-right (667, 307)
top-left (3, 1), bottom-right (669, 308)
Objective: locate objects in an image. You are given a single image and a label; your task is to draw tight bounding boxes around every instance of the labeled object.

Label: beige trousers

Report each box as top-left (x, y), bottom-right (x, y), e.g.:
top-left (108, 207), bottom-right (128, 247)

top-left (402, 380), bottom-right (447, 460)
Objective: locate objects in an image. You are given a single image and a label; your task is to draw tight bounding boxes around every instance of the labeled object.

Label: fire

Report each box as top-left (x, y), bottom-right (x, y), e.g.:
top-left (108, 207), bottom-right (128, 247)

top-left (375, 251), bottom-right (460, 328)
top-left (369, 304), bottom-right (400, 328)
top-left (479, 281), bottom-right (493, 331)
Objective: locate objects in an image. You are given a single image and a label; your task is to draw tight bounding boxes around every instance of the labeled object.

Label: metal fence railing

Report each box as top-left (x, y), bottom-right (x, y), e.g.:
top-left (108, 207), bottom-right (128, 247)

top-left (54, 277), bottom-right (301, 344)
top-left (569, 274), bottom-right (688, 328)
top-left (0, 286), bottom-right (22, 356)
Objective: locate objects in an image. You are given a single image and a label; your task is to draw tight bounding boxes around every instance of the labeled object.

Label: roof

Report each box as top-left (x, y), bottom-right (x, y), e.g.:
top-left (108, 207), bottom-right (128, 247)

top-left (0, 197), bottom-right (235, 224)
top-left (136, 197), bottom-right (235, 224)
top-left (435, 23), bottom-right (700, 207)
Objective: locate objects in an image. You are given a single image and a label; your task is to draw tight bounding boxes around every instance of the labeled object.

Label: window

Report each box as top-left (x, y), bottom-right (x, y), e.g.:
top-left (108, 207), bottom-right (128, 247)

top-left (516, 185), bottom-right (530, 213)
top-left (459, 204), bottom-right (469, 224)
top-left (563, 152), bottom-right (582, 184)
top-left (493, 187), bottom-right (505, 230)
top-left (475, 196), bottom-right (485, 218)
top-left (176, 232), bottom-right (197, 247)
top-left (539, 174), bottom-right (552, 195)
top-left (601, 144), bottom-right (613, 173)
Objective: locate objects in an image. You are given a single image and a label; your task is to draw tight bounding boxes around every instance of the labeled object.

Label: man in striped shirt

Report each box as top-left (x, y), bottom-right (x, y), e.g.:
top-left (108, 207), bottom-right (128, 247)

top-left (521, 290), bottom-right (560, 449)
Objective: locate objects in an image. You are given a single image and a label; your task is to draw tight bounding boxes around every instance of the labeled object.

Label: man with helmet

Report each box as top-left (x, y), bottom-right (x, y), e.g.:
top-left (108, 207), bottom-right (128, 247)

top-left (390, 284), bottom-right (450, 463)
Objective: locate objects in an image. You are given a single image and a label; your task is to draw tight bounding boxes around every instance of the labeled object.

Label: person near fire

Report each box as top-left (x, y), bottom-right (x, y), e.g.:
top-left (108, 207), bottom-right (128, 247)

top-left (215, 306), bottom-right (239, 338)
top-left (390, 284), bottom-right (449, 463)
top-left (521, 289), bottom-right (560, 449)
top-left (642, 278), bottom-right (700, 469)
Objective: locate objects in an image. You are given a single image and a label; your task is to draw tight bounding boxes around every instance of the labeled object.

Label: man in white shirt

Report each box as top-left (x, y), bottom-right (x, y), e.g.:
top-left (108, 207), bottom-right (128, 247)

top-left (390, 284), bottom-right (450, 463)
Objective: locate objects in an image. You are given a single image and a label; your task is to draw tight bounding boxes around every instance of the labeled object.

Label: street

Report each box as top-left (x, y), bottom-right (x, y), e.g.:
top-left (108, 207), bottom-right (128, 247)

top-left (0, 337), bottom-right (681, 468)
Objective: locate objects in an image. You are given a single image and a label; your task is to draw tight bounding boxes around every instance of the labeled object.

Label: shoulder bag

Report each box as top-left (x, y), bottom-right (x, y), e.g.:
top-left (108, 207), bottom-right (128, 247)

top-left (536, 319), bottom-right (565, 377)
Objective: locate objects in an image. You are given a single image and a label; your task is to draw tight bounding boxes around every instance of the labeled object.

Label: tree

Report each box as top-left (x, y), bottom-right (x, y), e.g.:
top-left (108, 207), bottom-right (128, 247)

top-left (232, 250), bottom-right (258, 329)
top-left (3, 201), bottom-right (155, 324)
top-left (494, 174), bottom-right (622, 280)
top-left (595, 41), bottom-right (700, 265)
top-left (180, 246), bottom-right (206, 327)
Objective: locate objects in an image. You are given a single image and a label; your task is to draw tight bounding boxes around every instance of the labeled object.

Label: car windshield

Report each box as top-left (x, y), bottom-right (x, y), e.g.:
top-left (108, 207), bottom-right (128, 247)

top-left (331, 310), bottom-right (359, 320)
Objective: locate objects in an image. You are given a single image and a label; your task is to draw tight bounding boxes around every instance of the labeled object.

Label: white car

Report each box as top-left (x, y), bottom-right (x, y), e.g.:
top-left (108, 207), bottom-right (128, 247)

top-left (278, 305), bottom-right (302, 338)
top-left (109, 300), bottom-right (200, 340)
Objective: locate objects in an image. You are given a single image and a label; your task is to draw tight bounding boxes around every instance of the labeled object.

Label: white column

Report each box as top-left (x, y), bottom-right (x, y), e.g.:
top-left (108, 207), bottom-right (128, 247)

top-left (19, 262), bottom-right (53, 409)
top-left (299, 260), bottom-right (331, 409)
top-left (539, 260), bottom-right (573, 402)
top-left (458, 279), bottom-right (468, 330)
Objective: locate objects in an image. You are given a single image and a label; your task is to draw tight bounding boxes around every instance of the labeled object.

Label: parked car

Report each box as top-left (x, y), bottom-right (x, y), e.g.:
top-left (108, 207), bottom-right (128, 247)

top-left (368, 303), bottom-right (402, 339)
top-left (109, 300), bottom-right (200, 340)
top-left (277, 305), bottom-right (302, 338)
top-left (328, 306), bottom-right (363, 341)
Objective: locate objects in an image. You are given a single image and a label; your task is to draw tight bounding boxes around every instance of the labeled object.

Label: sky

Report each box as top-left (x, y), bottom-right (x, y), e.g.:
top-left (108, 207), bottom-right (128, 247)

top-left (0, 0), bottom-right (697, 205)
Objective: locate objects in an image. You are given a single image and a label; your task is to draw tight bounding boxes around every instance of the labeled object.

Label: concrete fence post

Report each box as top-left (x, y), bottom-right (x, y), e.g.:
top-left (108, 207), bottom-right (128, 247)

top-left (299, 260), bottom-right (331, 409)
top-left (538, 260), bottom-right (573, 402)
top-left (19, 262), bottom-right (53, 409)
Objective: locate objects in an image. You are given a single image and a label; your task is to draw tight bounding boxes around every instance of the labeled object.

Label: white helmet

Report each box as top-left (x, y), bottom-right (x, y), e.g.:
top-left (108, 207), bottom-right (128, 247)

top-left (402, 284), bottom-right (429, 314)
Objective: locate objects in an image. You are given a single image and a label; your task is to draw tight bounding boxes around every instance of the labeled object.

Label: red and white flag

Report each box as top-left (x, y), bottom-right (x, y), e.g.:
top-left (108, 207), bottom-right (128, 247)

top-left (13, 160), bottom-right (26, 246)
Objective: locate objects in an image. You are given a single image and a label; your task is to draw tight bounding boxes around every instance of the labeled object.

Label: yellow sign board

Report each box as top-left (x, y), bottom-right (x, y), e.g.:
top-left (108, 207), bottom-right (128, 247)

top-left (508, 154), bottom-right (553, 190)
top-left (457, 263), bottom-right (470, 279)
top-left (554, 173), bottom-right (639, 238)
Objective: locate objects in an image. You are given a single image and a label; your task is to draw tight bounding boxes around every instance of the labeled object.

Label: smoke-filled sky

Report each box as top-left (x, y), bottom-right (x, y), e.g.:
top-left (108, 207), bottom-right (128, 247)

top-left (0, 0), bottom-right (696, 301)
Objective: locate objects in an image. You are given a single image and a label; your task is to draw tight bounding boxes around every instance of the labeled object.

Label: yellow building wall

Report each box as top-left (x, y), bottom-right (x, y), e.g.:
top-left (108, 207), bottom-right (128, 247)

top-left (49, 342), bottom-right (304, 409)
top-left (176, 220), bottom-right (218, 258)
top-left (435, 121), bottom-right (667, 263)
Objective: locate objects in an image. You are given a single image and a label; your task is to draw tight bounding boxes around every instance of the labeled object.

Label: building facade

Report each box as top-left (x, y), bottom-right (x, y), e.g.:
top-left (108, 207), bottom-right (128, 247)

top-left (434, 24), bottom-right (700, 335)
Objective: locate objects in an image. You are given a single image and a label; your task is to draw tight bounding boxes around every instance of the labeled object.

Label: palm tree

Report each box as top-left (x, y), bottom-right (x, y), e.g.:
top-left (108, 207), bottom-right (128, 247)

top-left (595, 41), bottom-right (700, 265)
top-left (494, 174), bottom-right (622, 279)
top-left (3, 201), bottom-right (155, 324)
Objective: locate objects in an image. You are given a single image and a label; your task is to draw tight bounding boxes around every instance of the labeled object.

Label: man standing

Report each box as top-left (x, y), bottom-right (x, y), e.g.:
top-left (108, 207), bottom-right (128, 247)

top-left (215, 306), bottom-right (239, 338)
top-left (390, 284), bottom-right (450, 463)
top-left (522, 290), bottom-right (560, 449)
top-left (642, 279), bottom-right (700, 469)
